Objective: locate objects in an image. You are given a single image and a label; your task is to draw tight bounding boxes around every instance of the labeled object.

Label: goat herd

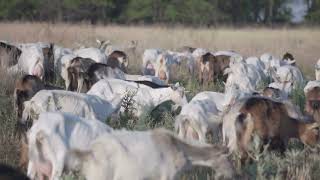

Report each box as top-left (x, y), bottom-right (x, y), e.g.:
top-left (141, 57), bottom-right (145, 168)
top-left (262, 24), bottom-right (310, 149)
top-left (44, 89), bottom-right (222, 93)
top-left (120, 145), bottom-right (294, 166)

top-left (1, 39), bottom-right (320, 180)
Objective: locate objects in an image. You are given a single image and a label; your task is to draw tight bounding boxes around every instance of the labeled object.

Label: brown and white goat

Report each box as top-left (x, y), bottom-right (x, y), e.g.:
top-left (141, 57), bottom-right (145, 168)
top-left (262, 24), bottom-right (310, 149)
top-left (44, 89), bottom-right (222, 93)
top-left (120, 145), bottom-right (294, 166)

top-left (14, 75), bottom-right (45, 119)
top-left (66, 57), bottom-right (96, 92)
top-left (262, 86), bottom-right (285, 99)
top-left (305, 86), bottom-right (320, 123)
top-left (198, 53), bottom-right (230, 85)
top-left (14, 75), bottom-right (61, 119)
top-left (107, 50), bottom-right (128, 73)
top-left (223, 96), bottom-right (319, 160)
top-left (14, 75), bottom-right (61, 170)
top-left (282, 52), bottom-right (295, 66)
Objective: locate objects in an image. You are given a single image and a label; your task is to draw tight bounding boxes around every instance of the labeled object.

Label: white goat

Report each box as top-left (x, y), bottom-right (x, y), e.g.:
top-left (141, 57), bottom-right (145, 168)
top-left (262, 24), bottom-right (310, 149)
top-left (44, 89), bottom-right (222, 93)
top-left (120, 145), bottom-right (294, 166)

top-left (224, 59), bottom-right (263, 93)
top-left (58, 54), bottom-right (77, 89)
top-left (27, 112), bottom-right (112, 180)
top-left (245, 56), bottom-right (267, 79)
top-left (166, 50), bottom-right (196, 74)
top-left (175, 85), bottom-right (247, 143)
top-left (142, 48), bottom-right (163, 75)
top-left (21, 90), bottom-right (122, 124)
top-left (15, 45), bottom-right (45, 79)
top-left (271, 65), bottom-right (304, 93)
top-left (73, 128), bottom-right (235, 180)
top-left (87, 79), bottom-right (187, 118)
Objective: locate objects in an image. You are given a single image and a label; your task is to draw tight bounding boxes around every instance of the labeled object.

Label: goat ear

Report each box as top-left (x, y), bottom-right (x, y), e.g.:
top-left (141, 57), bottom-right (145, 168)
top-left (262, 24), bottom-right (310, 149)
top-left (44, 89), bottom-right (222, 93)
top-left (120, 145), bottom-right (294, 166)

top-left (223, 68), bottom-right (231, 75)
top-left (96, 39), bottom-right (101, 44)
top-left (170, 83), bottom-right (178, 90)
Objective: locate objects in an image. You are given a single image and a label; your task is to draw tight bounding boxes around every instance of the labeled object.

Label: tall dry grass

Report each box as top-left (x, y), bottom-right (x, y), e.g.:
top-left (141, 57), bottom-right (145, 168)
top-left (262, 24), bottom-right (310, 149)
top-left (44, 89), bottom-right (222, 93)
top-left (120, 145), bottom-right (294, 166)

top-left (0, 22), bottom-right (319, 76)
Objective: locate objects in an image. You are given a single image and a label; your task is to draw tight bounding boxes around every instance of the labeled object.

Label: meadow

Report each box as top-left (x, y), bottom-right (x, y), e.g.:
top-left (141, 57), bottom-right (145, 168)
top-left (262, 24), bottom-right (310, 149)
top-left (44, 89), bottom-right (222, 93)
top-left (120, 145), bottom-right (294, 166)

top-left (0, 22), bottom-right (320, 179)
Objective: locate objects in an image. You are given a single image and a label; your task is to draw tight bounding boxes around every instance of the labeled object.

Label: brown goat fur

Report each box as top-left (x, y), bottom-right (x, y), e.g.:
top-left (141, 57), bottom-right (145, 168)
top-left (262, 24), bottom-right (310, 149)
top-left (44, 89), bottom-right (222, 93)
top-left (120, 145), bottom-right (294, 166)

top-left (67, 57), bottom-right (95, 92)
top-left (0, 163), bottom-right (29, 180)
top-left (107, 50), bottom-right (128, 72)
top-left (305, 87), bottom-right (320, 123)
top-left (236, 97), bottom-right (319, 159)
top-left (214, 55), bottom-right (231, 81)
top-left (198, 53), bottom-right (230, 85)
top-left (14, 75), bottom-right (45, 119)
top-left (198, 53), bottom-right (214, 85)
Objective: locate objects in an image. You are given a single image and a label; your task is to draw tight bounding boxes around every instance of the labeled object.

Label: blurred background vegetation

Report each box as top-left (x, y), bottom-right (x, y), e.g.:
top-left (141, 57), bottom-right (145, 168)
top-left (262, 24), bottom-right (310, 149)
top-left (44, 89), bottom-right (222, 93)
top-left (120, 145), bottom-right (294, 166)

top-left (0, 0), bottom-right (319, 26)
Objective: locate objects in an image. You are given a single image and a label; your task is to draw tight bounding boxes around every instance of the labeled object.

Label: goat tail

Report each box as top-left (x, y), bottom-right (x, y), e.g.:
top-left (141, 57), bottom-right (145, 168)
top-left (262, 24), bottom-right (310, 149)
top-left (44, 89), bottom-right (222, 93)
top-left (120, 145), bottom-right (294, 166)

top-left (175, 115), bottom-right (188, 139)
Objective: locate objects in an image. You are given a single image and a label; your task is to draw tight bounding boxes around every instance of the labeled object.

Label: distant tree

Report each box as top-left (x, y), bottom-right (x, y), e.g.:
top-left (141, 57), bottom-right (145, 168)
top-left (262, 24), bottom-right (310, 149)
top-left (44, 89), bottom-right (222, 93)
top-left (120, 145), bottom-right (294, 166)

top-left (123, 0), bottom-right (225, 25)
top-left (305, 0), bottom-right (320, 23)
top-left (0, 0), bottom-right (39, 20)
top-left (0, 0), bottom-right (294, 25)
top-left (62, 0), bottom-right (115, 24)
top-left (216, 0), bottom-right (291, 25)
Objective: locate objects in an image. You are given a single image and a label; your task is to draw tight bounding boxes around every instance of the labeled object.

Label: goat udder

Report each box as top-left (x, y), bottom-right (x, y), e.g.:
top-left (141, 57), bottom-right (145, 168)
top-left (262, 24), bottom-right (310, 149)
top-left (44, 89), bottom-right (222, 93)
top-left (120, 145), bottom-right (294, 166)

top-left (32, 64), bottom-right (44, 79)
top-left (35, 160), bottom-right (52, 179)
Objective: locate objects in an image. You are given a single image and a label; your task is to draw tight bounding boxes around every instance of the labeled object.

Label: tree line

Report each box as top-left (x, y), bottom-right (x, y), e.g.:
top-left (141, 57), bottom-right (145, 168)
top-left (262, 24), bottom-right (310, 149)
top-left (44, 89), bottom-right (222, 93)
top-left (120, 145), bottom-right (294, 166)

top-left (0, 0), bottom-right (319, 25)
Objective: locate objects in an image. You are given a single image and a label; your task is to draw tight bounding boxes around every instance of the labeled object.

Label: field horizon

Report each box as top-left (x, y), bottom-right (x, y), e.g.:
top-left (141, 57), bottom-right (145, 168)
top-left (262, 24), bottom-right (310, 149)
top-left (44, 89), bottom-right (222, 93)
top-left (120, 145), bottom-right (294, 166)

top-left (0, 22), bottom-right (319, 77)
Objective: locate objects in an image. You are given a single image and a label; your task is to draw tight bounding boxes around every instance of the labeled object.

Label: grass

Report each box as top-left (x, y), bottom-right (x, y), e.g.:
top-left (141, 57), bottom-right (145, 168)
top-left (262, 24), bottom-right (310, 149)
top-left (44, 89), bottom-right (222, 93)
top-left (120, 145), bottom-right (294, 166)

top-left (0, 22), bottom-right (320, 179)
top-left (0, 22), bottom-right (319, 76)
